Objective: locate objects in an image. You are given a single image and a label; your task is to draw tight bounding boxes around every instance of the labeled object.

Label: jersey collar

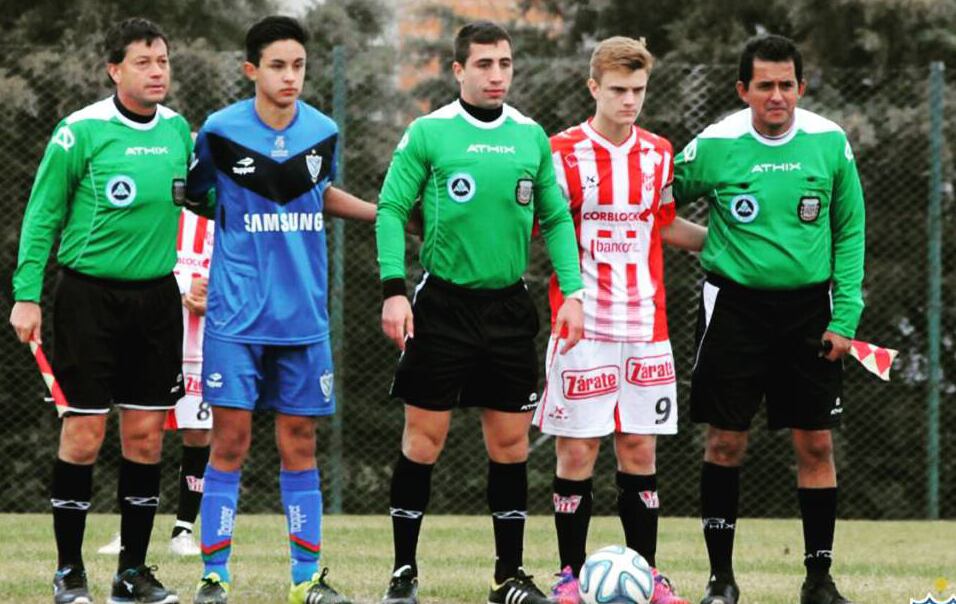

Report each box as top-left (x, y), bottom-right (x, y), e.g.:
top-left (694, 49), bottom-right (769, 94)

top-left (455, 99), bottom-right (509, 130)
top-left (110, 95), bottom-right (160, 131)
top-left (582, 119), bottom-right (637, 154)
top-left (748, 109), bottom-right (799, 147)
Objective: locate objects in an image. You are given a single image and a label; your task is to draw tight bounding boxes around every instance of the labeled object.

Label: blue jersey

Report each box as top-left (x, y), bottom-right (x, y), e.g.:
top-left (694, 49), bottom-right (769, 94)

top-left (188, 99), bottom-right (338, 345)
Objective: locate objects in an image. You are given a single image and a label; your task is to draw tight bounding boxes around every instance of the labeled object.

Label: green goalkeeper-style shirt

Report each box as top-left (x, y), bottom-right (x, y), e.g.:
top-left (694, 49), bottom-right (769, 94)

top-left (13, 97), bottom-right (192, 302)
top-left (673, 107), bottom-right (866, 337)
top-left (376, 100), bottom-right (583, 294)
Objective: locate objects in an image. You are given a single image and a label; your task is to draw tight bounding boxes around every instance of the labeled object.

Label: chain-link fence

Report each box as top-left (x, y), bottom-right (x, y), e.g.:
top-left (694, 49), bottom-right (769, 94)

top-left (0, 46), bottom-right (953, 520)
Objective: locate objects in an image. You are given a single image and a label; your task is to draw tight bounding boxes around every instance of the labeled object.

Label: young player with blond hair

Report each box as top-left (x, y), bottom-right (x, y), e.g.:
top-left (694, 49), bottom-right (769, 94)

top-left (534, 36), bottom-right (706, 604)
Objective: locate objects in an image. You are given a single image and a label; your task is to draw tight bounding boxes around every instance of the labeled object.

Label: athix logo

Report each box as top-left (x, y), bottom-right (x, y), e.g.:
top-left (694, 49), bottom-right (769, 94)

top-left (125, 146), bottom-right (169, 156)
top-left (701, 517), bottom-right (736, 530)
top-left (751, 162), bottom-right (802, 173)
top-left (625, 354), bottom-right (676, 386)
top-left (553, 494), bottom-right (583, 514)
top-left (217, 506), bottom-right (235, 537)
top-left (467, 143), bottom-right (516, 154)
top-left (562, 366), bottom-right (619, 400)
top-left (232, 157), bottom-right (255, 175)
top-left (288, 504), bottom-right (307, 534)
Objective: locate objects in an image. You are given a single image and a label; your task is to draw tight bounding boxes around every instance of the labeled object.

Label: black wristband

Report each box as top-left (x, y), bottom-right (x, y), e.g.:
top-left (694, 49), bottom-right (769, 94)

top-left (382, 278), bottom-right (407, 300)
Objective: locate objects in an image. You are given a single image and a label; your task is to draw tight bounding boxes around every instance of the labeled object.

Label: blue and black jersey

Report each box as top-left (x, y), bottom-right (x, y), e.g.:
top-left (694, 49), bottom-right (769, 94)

top-left (188, 98), bottom-right (338, 345)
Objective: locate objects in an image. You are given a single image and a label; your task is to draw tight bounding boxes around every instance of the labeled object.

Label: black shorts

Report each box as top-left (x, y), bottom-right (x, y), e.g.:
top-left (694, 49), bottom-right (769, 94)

top-left (390, 275), bottom-right (540, 412)
top-left (52, 268), bottom-right (184, 413)
top-left (689, 273), bottom-right (843, 431)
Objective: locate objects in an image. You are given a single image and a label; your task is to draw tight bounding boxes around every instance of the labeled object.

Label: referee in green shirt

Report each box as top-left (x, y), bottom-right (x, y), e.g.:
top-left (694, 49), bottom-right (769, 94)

top-left (375, 21), bottom-right (584, 604)
top-left (9, 18), bottom-right (187, 604)
top-left (673, 35), bottom-right (863, 604)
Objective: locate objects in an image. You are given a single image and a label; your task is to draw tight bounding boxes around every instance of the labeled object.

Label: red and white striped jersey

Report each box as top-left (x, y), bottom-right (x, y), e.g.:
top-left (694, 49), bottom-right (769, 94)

top-left (549, 120), bottom-right (676, 342)
top-left (174, 210), bottom-right (214, 362)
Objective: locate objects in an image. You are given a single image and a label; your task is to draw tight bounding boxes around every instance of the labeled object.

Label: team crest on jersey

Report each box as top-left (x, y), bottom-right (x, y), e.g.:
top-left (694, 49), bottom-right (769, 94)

top-left (798, 196), bottom-right (821, 222)
top-left (171, 178), bottom-right (186, 206)
top-left (306, 151), bottom-right (323, 184)
top-left (515, 178), bottom-right (533, 205)
top-left (271, 135), bottom-right (289, 158)
top-left (730, 194), bottom-right (759, 223)
top-left (320, 370), bottom-right (334, 401)
top-left (447, 172), bottom-right (476, 203)
top-left (106, 175), bottom-right (137, 207)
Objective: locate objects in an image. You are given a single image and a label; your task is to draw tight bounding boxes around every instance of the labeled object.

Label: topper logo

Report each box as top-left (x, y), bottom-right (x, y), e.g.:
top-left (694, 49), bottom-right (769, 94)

top-left (625, 354), bottom-right (676, 386)
top-left (562, 365), bottom-right (619, 400)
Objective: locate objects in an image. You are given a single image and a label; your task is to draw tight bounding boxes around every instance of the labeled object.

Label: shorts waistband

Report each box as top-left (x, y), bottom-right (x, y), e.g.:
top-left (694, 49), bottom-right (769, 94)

top-left (704, 272), bottom-right (830, 298)
top-left (61, 266), bottom-right (174, 290)
top-left (424, 274), bottom-right (526, 299)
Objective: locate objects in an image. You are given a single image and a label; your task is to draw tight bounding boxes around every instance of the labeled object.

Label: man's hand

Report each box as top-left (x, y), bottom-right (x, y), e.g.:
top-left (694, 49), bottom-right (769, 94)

top-left (10, 301), bottom-right (42, 344)
top-left (182, 277), bottom-right (208, 316)
top-left (822, 330), bottom-right (852, 361)
top-left (382, 295), bottom-right (414, 351)
top-left (554, 298), bottom-right (583, 354)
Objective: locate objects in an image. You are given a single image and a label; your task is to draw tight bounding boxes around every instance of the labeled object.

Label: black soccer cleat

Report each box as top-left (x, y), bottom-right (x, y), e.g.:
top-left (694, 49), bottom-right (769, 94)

top-left (53, 565), bottom-right (93, 604)
top-left (108, 565), bottom-right (179, 604)
top-left (488, 568), bottom-right (552, 604)
top-left (382, 565), bottom-right (418, 604)
top-left (800, 574), bottom-right (854, 604)
top-left (700, 574), bottom-right (740, 604)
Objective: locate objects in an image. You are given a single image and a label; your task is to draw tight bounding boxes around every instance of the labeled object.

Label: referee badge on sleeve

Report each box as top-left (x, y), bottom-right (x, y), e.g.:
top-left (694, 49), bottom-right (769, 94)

top-left (515, 178), bottom-right (533, 205)
top-left (798, 196), bottom-right (821, 222)
top-left (171, 178), bottom-right (187, 206)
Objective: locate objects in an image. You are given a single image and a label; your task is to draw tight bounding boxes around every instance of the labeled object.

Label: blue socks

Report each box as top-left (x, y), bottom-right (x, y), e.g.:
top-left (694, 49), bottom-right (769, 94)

top-left (200, 464), bottom-right (240, 583)
top-left (280, 468), bottom-right (323, 585)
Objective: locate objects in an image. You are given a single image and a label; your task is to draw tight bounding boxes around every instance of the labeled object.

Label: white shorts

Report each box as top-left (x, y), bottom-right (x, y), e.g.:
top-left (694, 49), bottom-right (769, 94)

top-left (165, 362), bottom-right (212, 430)
top-left (532, 337), bottom-right (678, 437)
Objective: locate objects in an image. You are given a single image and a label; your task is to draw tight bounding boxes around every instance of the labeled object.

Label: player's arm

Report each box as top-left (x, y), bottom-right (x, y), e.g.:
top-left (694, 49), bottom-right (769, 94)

top-left (184, 127), bottom-right (218, 219)
top-left (534, 127), bottom-right (584, 352)
top-left (671, 136), bottom-right (708, 207)
top-left (376, 121), bottom-right (429, 350)
top-left (661, 217), bottom-right (707, 251)
top-left (658, 149), bottom-right (707, 251)
top-left (324, 186), bottom-right (376, 222)
top-left (823, 136), bottom-right (866, 359)
top-left (10, 121), bottom-right (85, 344)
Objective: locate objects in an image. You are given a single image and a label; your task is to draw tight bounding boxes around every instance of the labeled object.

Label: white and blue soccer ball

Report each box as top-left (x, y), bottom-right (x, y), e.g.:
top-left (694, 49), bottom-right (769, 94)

top-left (578, 545), bottom-right (654, 604)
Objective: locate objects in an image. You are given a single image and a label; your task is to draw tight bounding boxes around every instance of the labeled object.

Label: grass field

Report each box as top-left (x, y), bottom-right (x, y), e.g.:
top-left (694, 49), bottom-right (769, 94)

top-left (1, 514), bottom-right (953, 603)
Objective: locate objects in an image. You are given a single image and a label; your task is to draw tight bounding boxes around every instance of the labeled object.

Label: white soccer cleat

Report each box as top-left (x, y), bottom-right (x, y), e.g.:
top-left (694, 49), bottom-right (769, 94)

top-left (98, 532), bottom-right (122, 555)
top-left (169, 530), bottom-right (201, 556)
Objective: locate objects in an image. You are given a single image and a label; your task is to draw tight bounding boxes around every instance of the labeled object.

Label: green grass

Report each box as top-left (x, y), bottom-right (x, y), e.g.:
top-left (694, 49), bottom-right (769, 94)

top-left (1, 514), bottom-right (954, 603)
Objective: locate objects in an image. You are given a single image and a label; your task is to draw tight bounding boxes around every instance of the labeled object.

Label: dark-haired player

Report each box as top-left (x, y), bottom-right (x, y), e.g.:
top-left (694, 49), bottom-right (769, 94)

top-left (376, 20), bottom-right (584, 604)
top-left (187, 15), bottom-right (375, 604)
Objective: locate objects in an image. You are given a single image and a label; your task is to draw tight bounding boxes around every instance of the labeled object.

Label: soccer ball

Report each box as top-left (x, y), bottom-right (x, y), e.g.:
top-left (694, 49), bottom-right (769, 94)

top-left (578, 545), bottom-right (654, 604)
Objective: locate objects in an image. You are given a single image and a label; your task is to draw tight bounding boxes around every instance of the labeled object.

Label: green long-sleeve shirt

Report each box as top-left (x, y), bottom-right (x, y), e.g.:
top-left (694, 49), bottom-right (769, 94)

top-left (673, 108), bottom-right (866, 337)
top-left (13, 97), bottom-right (192, 301)
top-left (376, 100), bottom-right (583, 294)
